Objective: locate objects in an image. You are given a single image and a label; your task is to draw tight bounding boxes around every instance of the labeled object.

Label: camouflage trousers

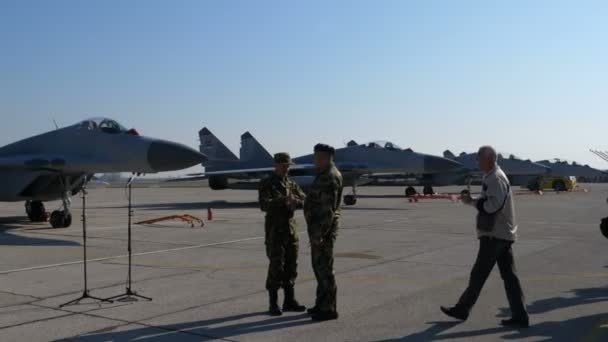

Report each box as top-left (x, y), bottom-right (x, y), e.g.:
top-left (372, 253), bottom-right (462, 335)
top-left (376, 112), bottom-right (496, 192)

top-left (265, 219), bottom-right (299, 291)
top-left (309, 222), bottom-right (338, 312)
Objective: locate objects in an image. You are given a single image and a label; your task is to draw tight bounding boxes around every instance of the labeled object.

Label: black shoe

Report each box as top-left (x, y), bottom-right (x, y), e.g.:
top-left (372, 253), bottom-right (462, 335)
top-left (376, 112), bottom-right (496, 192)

top-left (283, 287), bottom-right (306, 312)
top-left (268, 290), bottom-right (282, 316)
top-left (283, 300), bottom-right (306, 312)
top-left (307, 306), bottom-right (320, 315)
top-left (501, 318), bottom-right (530, 328)
top-left (311, 310), bottom-right (339, 322)
top-left (440, 306), bottom-right (468, 321)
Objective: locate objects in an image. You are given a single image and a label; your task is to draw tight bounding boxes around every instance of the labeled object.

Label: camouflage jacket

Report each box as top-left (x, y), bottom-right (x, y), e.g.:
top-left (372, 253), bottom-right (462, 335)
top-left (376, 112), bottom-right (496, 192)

top-left (304, 163), bottom-right (344, 241)
top-left (258, 173), bottom-right (306, 221)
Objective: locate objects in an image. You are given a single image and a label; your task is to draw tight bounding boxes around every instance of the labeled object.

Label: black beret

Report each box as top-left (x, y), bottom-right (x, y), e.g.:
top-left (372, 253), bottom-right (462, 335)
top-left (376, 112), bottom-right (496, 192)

top-left (314, 143), bottom-right (335, 155)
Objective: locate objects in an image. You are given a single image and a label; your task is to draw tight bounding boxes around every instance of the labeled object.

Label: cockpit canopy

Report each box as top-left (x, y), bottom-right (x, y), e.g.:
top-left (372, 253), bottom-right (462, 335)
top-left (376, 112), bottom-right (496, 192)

top-left (78, 118), bottom-right (129, 134)
top-left (364, 140), bottom-right (403, 151)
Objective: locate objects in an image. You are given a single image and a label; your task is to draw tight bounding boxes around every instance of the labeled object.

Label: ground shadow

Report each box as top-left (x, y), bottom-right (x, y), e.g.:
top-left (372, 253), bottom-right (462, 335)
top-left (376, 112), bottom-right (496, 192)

top-left (342, 207), bottom-right (411, 211)
top-left (358, 195), bottom-right (409, 199)
top-left (0, 217), bottom-right (79, 246)
top-left (62, 311), bottom-right (314, 341)
top-left (377, 321), bottom-right (463, 341)
top-left (381, 313), bottom-right (608, 341)
top-left (106, 201), bottom-right (260, 211)
top-left (0, 216), bottom-right (31, 229)
top-left (497, 286), bottom-right (608, 318)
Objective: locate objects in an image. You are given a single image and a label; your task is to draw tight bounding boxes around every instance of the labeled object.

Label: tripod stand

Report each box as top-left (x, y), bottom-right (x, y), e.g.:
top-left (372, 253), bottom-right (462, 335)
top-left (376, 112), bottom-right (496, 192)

top-left (105, 176), bottom-right (152, 302)
top-left (60, 186), bottom-right (113, 307)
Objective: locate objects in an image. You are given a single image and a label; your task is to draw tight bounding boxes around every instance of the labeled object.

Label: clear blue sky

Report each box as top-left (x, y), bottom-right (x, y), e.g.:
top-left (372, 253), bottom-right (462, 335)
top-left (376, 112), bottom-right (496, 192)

top-left (1, 0), bottom-right (607, 172)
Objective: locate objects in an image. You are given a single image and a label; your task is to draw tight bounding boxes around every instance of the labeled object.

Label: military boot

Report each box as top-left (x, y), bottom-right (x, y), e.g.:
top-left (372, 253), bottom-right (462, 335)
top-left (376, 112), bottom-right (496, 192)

top-left (268, 290), bottom-right (282, 316)
top-left (283, 287), bottom-right (306, 312)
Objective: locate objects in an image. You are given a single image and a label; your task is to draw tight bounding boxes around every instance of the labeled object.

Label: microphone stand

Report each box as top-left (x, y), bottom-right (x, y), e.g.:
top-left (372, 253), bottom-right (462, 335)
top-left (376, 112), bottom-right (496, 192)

top-left (104, 175), bottom-right (152, 302)
top-left (60, 184), bottom-right (113, 307)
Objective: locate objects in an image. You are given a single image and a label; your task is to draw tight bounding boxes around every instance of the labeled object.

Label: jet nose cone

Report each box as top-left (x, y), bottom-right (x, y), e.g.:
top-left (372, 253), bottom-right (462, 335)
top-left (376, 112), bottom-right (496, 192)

top-left (423, 155), bottom-right (463, 173)
top-left (147, 140), bottom-right (208, 172)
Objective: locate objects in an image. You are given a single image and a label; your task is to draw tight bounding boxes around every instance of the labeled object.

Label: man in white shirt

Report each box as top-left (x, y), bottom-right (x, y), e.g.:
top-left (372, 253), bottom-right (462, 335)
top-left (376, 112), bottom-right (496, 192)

top-left (441, 146), bottom-right (529, 328)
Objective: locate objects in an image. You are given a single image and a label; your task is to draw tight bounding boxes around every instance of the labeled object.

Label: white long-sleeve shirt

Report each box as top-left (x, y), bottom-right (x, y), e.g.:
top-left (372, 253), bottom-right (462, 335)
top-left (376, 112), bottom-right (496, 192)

top-left (471, 165), bottom-right (518, 242)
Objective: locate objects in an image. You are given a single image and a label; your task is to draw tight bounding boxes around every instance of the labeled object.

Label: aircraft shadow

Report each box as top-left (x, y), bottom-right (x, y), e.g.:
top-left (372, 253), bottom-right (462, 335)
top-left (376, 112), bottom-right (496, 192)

top-left (0, 219), bottom-right (79, 246)
top-left (60, 311), bottom-right (314, 341)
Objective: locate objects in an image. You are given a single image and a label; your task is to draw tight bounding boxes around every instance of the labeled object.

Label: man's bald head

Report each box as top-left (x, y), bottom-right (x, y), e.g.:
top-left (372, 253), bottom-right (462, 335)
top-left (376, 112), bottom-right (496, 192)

top-left (477, 145), bottom-right (498, 172)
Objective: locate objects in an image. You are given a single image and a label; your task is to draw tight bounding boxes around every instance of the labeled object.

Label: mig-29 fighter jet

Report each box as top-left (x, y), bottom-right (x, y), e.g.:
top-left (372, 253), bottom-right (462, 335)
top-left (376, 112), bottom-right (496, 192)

top-left (0, 117), bottom-right (206, 228)
top-left (193, 128), bottom-right (462, 205)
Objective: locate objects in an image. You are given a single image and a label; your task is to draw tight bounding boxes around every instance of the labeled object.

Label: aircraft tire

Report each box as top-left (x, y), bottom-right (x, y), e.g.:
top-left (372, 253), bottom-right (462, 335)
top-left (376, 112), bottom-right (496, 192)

top-left (423, 185), bottom-right (434, 195)
top-left (553, 180), bottom-right (566, 192)
top-left (27, 201), bottom-right (47, 222)
top-left (50, 210), bottom-right (65, 229)
top-left (343, 195), bottom-right (357, 206)
top-left (63, 213), bottom-right (72, 228)
top-left (405, 186), bottom-right (417, 197)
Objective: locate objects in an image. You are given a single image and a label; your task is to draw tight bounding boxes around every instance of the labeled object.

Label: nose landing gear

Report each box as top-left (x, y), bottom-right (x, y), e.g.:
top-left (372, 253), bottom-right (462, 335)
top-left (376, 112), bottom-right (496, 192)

top-left (50, 191), bottom-right (73, 229)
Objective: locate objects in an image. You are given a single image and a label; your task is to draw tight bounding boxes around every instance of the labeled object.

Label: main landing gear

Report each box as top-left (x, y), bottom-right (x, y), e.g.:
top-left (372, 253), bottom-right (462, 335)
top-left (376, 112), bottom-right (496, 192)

top-left (343, 184), bottom-right (358, 206)
top-left (404, 185), bottom-right (435, 197)
top-left (26, 200), bottom-right (47, 222)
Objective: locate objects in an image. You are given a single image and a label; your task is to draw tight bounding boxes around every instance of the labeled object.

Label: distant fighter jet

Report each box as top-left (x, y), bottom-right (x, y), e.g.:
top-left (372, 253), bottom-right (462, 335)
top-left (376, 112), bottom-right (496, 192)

top-left (0, 117), bottom-right (206, 228)
top-left (441, 150), bottom-right (551, 187)
top-left (539, 156), bottom-right (608, 182)
top-left (194, 128), bottom-right (463, 205)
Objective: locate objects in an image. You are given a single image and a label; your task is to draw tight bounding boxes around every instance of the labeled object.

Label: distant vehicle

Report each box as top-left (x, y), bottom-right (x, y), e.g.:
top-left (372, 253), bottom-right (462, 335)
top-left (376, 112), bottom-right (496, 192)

top-left (191, 128), bottom-right (463, 205)
top-left (538, 157), bottom-right (608, 182)
top-left (526, 175), bottom-right (577, 192)
top-left (0, 118), bottom-right (206, 228)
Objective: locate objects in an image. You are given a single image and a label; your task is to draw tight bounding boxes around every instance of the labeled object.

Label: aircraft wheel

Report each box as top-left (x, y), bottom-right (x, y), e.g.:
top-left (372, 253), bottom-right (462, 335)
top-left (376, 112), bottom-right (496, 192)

top-left (343, 195), bottom-right (357, 206)
top-left (423, 185), bottom-right (434, 195)
top-left (527, 178), bottom-right (541, 192)
top-left (553, 180), bottom-right (566, 192)
top-left (50, 210), bottom-right (67, 229)
top-left (27, 201), bottom-right (47, 222)
top-left (63, 213), bottom-right (72, 228)
top-left (405, 186), bottom-right (417, 197)
top-left (460, 189), bottom-right (471, 197)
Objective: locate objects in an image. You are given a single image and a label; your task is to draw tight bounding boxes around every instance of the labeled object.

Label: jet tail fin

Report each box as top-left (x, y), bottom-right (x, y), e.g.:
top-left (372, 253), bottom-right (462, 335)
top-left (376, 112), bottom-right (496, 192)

top-left (199, 128), bottom-right (238, 166)
top-left (443, 150), bottom-right (456, 159)
top-left (240, 132), bottom-right (273, 167)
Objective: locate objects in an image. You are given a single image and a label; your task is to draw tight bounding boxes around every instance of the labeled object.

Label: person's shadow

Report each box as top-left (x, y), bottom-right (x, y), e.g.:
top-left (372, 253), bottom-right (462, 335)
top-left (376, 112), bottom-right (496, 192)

top-left (61, 311), bottom-right (314, 341)
top-left (497, 286), bottom-right (608, 318)
top-left (383, 286), bottom-right (608, 341)
top-left (378, 321), bottom-right (465, 341)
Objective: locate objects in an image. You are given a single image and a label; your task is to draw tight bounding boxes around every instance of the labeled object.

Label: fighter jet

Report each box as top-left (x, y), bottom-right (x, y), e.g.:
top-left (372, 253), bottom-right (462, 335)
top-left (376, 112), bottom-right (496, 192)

top-left (193, 128), bottom-right (463, 205)
top-left (0, 117), bottom-right (206, 228)
top-left (538, 157), bottom-right (608, 183)
top-left (440, 150), bottom-right (551, 187)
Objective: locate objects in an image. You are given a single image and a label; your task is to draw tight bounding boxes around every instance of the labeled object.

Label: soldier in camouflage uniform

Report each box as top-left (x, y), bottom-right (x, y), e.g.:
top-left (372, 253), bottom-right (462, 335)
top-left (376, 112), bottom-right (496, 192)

top-left (258, 153), bottom-right (307, 316)
top-left (304, 144), bottom-right (344, 322)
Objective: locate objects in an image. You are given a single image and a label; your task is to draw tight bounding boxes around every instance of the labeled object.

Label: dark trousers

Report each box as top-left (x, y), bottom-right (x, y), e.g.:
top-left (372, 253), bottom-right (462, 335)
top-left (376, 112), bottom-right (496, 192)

top-left (456, 236), bottom-right (528, 320)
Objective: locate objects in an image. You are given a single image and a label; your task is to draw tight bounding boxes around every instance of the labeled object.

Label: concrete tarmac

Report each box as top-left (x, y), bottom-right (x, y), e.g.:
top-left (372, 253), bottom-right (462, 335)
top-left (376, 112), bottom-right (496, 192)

top-left (1, 184), bottom-right (608, 341)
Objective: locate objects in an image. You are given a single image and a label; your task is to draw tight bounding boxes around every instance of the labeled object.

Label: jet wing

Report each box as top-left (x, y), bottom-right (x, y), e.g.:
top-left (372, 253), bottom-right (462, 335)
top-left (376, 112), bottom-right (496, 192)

top-left (171, 162), bottom-right (372, 184)
top-left (0, 155), bottom-right (107, 172)
top-left (186, 164), bottom-right (314, 178)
